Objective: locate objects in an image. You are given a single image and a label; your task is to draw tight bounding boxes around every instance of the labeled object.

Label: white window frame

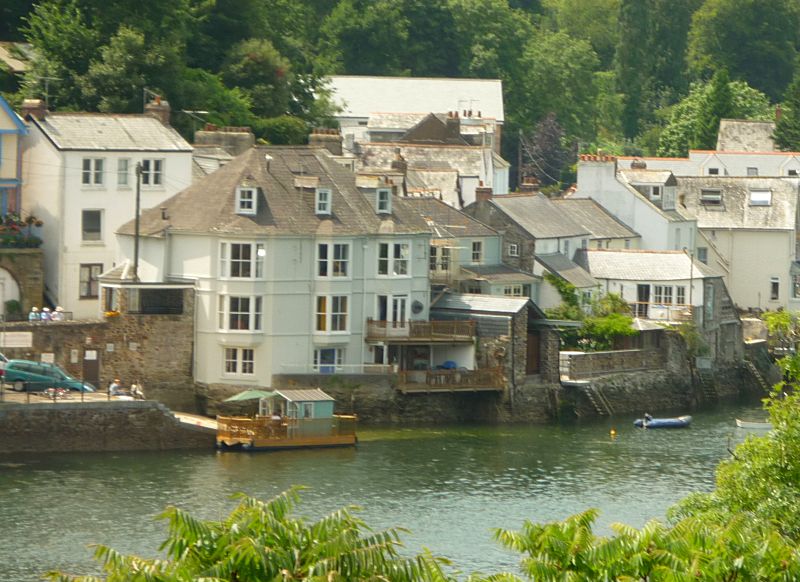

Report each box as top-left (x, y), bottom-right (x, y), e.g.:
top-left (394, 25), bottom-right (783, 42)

top-left (224, 347), bottom-right (255, 376)
top-left (82, 209), bottom-right (102, 242)
top-left (471, 241), bottom-right (483, 264)
top-left (654, 285), bottom-right (673, 304)
top-left (749, 189), bottom-right (772, 206)
top-left (82, 158), bottom-right (104, 186)
top-left (508, 243), bottom-right (519, 257)
top-left (676, 286), bottom-right (686, 305)
top-left (503, 285), bottom-right (523, 296)
top-left (313, 348), bottom-right (345, 373)
top-left (708, 167), bottom-right (719, 175)
top-left (316, 188), bottom-right (332, 215)
top-left (317, 243), bottom-right (350, 278)
top-left (235, 186), bottom-right (257, 215)
top-left (746, 167), bottom-right (758, 176)
top-left (430, 245), bottom-right (451, 272)
top-left (117, 158), bottom-right (130, 187)
top-left (651, 185), bottom-right (662, 199)
top-left (140, 158), bottom-right (164, 186)
top-left (376, 188), bottom-right (392, 214)
top-left (220, 241), bottom-right (265, 279)
top-left (697, 247), bottom-right (708, 264)
top-left (771, 277), bottom-right (780, 301)
top-left (315, 295), bottom-right (349, 333)
top-left (218, 295), bottom-right (263, 332)
top-left (377, 241), bottom-right (410, 277)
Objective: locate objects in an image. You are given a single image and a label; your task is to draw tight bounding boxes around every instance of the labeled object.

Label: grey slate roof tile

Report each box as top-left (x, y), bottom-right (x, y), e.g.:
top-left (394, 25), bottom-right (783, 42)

top-left (573, 248), bottom-right (718, 281)
top-left (489, 193), bottom-right (590, 239)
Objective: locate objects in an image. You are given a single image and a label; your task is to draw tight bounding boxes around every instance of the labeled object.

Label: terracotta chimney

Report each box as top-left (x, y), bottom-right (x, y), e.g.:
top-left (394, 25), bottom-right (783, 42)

top-left (145, 96), bottom-right (171, 126)
top-left (776, 104), bottom-right (783, 122)
top-left (21, 99), bottom-right (47, 121)
top-left (475, 182), bottom-right (493, 203)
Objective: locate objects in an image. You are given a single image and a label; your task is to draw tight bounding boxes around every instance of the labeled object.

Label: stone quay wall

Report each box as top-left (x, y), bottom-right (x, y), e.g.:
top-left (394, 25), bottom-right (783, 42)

top-left (0, 401), bottom-right (214, 453)
top-left (0, 289), bottom-right (196, 411)
top-left (566, 349), bottom-right (666, 379)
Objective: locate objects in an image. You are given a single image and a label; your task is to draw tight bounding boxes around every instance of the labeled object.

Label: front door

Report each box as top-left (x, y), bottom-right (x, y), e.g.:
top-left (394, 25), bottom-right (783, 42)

top-left (636, 284), bottom-right (650, 318)
top-left (391, 296), bottom-right (407, 328)
top-left (82, 349), bottom-right (100, 388)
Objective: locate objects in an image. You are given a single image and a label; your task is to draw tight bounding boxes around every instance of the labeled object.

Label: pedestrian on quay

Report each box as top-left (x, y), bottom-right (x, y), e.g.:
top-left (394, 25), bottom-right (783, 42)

top-left (131, 380), bottom-right (145, 400)
top-left (51, 306), bottom-right (65, 321)
top-left (40, 307), bottom-right (51, 322)
top-left (109, 378), bottom-right (123, 397)
top-left (28, 306), bottom-right (39, 322)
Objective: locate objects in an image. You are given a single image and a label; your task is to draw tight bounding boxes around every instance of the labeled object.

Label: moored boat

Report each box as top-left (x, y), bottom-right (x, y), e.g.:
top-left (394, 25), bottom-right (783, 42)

top-left (216, 388), bottom-right (357, 451)
top-left (735, 418), bottom-right (772, 430)
top-left (633, 415), bottom-right (692, 429)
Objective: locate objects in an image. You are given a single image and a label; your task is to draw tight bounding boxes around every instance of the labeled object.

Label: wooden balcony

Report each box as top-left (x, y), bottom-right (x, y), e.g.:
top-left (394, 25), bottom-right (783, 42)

top-left (629, 302), bottom-right (693, 322)
top-left (397, 367), bottom-right (504, 393)
top-left (365, 318), bottom-right (476, 343)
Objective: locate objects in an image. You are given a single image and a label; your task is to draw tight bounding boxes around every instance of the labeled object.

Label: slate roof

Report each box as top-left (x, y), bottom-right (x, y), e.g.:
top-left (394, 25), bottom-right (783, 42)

top-left (573, 249), bottom-right (717, 281)
top-left (431, 292), bottom-right (531, 314)
top-left (460, 264), bottom-right (538, 283)
top-left (119, 146), bottom-right (431, 238)
top-left (535, 253), bottom-right (598, 288)
top-left (676, 176), bottom-right (797, 230)
top-left (618, 168), bottom-right (675, 184)
top-left (367, 112), bottom-right (428, 130)
top-left (489, 193), bottom-right (590, 239)
top-left (29, 113), bottom-right (192, 151)
top-left (550, 198), bottom-right (640, 240)
top-left (717, 119), bottom-right (776, 152)
top-left (404, 197), bottom-right (496, 238)
top-left (328, 75), bottom-right (505, 122)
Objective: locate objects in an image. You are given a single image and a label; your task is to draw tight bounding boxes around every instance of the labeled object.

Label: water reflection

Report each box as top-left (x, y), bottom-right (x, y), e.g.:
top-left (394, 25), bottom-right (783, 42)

top-left (0, 402), bottom-right (764, 580)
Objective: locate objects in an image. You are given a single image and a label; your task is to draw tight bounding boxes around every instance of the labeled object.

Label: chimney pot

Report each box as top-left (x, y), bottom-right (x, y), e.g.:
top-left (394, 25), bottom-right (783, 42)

top-left (475, 185), bottom-right (493, 203)
top-left (21, 99), bottom-right (47, 121)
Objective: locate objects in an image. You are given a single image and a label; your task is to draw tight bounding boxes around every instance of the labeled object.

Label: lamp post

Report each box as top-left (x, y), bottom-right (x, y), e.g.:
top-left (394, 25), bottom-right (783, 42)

top-left (133, 162), bottom-right (142, 282)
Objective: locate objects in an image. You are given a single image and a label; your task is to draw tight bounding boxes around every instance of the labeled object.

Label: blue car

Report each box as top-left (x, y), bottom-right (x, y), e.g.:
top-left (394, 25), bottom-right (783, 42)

top-left (2, 359), bottom-right (96, 392)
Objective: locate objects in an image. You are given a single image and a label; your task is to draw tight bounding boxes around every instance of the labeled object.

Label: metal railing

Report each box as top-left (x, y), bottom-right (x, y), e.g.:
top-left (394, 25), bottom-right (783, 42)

top-left (365, 319), bottom-right (476, 341)
top-left (397, 367), bottom-right (504, 390)
top-left (629, 302), bottom-right (693, 322)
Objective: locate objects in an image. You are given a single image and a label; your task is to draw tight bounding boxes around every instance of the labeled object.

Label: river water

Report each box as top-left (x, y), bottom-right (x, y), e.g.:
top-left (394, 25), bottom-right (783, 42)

top-left (0, 401), bottom-right (767, 581)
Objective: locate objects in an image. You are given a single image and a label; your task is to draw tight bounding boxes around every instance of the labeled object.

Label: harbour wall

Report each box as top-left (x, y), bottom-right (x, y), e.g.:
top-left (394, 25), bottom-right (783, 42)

top-left (0, 400), bottom-right (214, 454)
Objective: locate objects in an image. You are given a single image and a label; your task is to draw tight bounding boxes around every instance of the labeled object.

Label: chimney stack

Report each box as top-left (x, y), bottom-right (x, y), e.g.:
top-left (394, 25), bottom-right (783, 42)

top-left (475, 181), bottom-right (493, 203)
top-left (21, 99), bottom-right (47, 121)
top-left (518, 176), bottom-right (540, 195)
top-left (776, 104), bottom-right (783, 122)
top-left (390, 147), bottom-right (408, 175)
top-left (145, 95), bottom-right (171, 126)
top-left (308, 127), bottom-right (343, 156)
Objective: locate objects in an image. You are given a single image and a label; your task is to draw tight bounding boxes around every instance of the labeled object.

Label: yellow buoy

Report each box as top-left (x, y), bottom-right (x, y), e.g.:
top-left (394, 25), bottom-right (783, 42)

top-left (610, 427), bottom-right (617, 438)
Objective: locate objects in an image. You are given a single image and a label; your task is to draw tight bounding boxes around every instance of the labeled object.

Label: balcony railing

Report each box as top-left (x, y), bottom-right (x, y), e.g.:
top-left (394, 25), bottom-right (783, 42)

top-left (397, 367), bottom-right (504, 392)
top-left (629, 302), bottom-right (693, 322)
top-left (366, 318), bottom-right (476, 342)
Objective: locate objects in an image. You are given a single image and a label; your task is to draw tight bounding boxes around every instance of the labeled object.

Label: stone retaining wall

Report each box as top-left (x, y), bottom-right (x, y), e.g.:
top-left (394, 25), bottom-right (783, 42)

top-left (0, 401), bottom-right (214, 453)
top-left (566, 349), bottom-right (665, 379)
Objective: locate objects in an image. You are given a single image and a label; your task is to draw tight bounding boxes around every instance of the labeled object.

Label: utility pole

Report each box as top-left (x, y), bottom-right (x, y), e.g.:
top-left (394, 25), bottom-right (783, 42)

top-left (134, 162), bottom-right (142, 282)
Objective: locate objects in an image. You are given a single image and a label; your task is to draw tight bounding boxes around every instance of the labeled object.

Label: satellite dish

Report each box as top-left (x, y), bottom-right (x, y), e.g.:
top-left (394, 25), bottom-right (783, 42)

top-left (411, 300), bottom-right (424, 314)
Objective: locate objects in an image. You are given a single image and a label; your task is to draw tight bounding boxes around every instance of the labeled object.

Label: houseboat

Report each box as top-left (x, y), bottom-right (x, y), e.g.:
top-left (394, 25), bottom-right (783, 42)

top-left (216, 388), bottom-right (357, 451)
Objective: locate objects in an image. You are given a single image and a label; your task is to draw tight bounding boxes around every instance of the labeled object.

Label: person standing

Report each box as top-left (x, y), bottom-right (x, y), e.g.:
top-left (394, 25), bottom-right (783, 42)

top-left (28, 307), bottom-right (39, 322)
top-left (40, 307), bottom-right (51, 322)
top-left (51, 306), bottom-right (65, 321)
top-left (109, 378), bottom-right (123, 397)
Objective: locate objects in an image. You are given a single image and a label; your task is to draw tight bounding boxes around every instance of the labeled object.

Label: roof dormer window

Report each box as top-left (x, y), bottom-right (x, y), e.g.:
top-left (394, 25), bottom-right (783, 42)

top-left (236, 186), bottom-right (257, 215)
top-left (316, 188), bottom-right (332, 215)
top-left (376, 188), bottom-right (392, 214)
top-left (749, 189), bottom-right (771, 206)
top-left (700, 189), bottom-right (722, 205)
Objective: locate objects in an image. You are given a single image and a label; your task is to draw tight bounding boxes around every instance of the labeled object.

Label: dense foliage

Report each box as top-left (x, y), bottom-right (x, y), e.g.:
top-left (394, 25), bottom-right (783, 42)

top-left (2, 0), bottom-right (798, 172)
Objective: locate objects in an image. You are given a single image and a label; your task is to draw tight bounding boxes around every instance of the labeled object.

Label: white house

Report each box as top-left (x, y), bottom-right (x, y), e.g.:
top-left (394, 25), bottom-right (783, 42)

top-left (327, 75), bottom-right (505, 154)
top-left (676, 176), bottom-right (800, 311)
top-left (574, 155), bottom-right (697, 252)
top-left (20, 100), bottom-right (192, 318)
top-left (110, 145), bottom-right (480, 390)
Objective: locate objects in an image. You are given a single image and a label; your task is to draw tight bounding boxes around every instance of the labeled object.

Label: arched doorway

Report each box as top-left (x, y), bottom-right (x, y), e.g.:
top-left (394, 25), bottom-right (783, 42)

top-left (0, 267), bottom-right (21, 317)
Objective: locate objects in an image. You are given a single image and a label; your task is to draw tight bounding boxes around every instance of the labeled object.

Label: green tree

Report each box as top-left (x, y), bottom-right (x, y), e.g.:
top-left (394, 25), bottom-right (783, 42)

top-left (222, 39), bottom-right (293, 119)
top-left (692, 68), bottom-right (733, 150)
top-left (615, 0), bottom-right (651, 138)
top-left (657, 79), bottom-right (772, 157)
top-left (47, 487), bottom-right (451, 581)
top-left (542, 0), bottom-right (619, 68)
top-left (688, 0), bottom-right (800, 101)
top-left (516, 30), bottom-right (599, 139)
top-left (774, 75), bottom-right (800, 152)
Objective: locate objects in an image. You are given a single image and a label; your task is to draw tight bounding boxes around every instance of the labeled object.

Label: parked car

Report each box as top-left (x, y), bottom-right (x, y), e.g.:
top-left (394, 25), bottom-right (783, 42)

top-left (1, 360), bottom-right (96, 392)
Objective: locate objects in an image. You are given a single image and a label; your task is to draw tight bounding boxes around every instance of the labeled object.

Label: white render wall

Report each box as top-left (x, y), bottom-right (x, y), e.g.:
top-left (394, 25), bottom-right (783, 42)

top-left (576, 161), bottom-right (696, 252)
top-left (595, 277), bottom-right (704, 309)
top-left (23, 123), bottom-right (192, 318)
top-left (618, 151), bottom-right (800, 177)
top-left (123, 230), bottom-right (432, 387)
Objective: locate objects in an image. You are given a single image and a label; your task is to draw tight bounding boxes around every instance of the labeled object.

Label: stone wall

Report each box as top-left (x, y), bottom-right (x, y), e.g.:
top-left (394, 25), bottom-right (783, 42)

top-left (0, 248), bottom-right (44, 312)
top-left (0, 401), bottom-right (214, 453)
top-left (566, 349), bottom-right (665, 379)
top-left (0, 288), bottom-right (196, 410)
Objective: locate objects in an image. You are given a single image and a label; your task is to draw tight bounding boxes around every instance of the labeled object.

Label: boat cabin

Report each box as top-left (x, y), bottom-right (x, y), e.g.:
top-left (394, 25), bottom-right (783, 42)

top-left (217, 388), bottom-right (357, 450)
